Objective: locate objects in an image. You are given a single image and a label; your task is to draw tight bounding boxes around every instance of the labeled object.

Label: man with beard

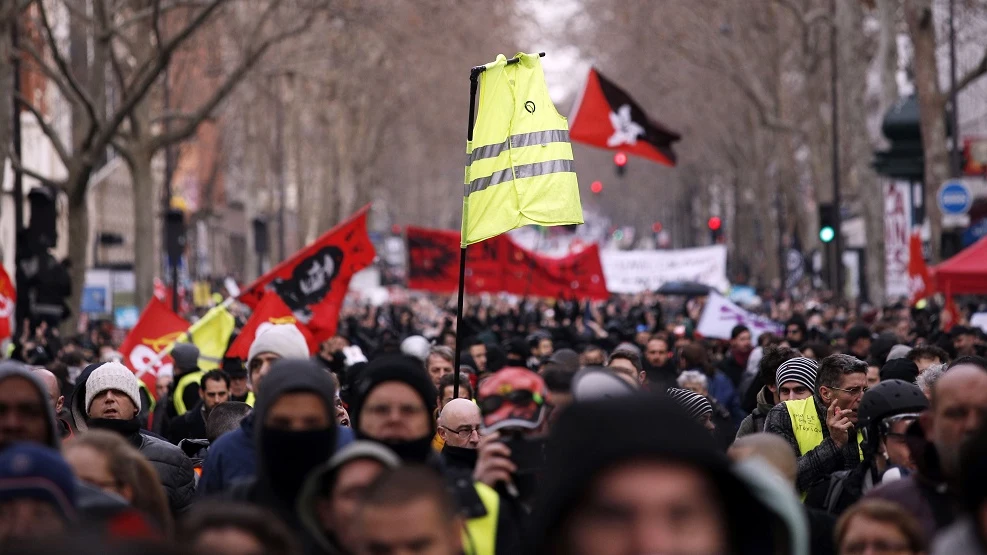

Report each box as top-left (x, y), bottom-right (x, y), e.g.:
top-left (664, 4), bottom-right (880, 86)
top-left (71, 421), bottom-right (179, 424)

top-left (718, 325), bottom-right (753, 387)
top-left (765, 354), bottom-right (868, 495)
top-left (228, 358), bottom-right (338, 535)
top-left (867, 356), bottom-right (987, 543)
top-left (168, 370), bottom-right (231, 444)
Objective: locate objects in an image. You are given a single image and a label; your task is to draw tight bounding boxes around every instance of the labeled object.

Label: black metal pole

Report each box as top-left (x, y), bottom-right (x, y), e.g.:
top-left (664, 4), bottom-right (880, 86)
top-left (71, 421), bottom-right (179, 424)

top-left (453, 68), bottom-right (482, 401)
top-left (948, 0), bottom-right (961, 178)
top-left (163, 66), bottom-right (180, 313)
top-left (274, 82), bottom-right (286, 263)
top-left (11, 19), bottom-right (26, 336)
top-left (830, 0), bottom-right (843, 299)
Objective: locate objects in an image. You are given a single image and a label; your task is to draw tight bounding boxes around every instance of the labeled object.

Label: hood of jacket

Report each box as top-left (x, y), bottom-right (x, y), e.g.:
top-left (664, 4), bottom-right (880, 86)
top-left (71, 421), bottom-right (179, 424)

top-left (0, 361), bottom-right (60, 448)
top-left (754, 385), bottom-right (775, 415)
top-left (297, 441), bottom-right (401, 554)
top-left (932, 518), bottom-right (987, 555)
top-left (69, 362), bottom-right (107, 432)
top-left (530, 394), bottom-right (805, 555)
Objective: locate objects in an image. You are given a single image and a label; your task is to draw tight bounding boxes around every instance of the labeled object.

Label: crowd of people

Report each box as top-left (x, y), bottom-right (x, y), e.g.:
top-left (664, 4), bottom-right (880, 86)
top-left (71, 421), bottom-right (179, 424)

top-left (1, 291), bottom-right (986, 554)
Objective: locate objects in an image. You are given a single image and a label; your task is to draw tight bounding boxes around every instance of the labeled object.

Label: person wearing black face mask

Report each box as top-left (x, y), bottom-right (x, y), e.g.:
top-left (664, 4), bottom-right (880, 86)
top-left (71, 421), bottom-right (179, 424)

top-left (227, 358), bottom-right (338, 536)
top-left (349, 354), bottom-right (439, 466)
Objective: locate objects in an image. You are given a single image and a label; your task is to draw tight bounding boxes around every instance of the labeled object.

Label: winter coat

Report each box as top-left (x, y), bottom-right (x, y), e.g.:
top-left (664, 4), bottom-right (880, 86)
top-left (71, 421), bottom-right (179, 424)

top-left (704, 369), bottom-right (746, 428)
top-left (736, 386), bottom-right (775, 439)
top-left (717, 351), bottom-right (748, 387)
top-left (130, 429), bottom-right (196, 515)
top-left (168, 401), bottom-right (207, 444)
top-left (764, 395), bottom-right (861, 493)
top-left (199, 414), bottom-right (354, 496)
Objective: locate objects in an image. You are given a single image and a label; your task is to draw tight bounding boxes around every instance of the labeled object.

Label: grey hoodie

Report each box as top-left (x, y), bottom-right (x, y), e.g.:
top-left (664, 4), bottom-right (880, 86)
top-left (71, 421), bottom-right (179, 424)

top-left (0, 361), bottom-right (127, 511)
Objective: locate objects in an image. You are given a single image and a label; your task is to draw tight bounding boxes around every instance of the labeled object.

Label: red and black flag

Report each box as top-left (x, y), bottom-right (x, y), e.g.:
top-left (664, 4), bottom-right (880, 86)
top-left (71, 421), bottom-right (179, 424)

top-left (569, 68), bottom-right (681, 166)
top-left (239, 205), bottom-right (376, 341)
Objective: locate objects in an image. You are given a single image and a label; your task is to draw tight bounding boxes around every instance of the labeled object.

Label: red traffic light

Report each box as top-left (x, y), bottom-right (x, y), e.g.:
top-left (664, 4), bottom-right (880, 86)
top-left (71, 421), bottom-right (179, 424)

top-left (591, 180), bottom-right (603, 194)
top-left (613, 151), bottom-right (628, 167)
top-left (652, 221), bottom-right (663, 233)
top-left (707, 216), bottom-right (722, 231)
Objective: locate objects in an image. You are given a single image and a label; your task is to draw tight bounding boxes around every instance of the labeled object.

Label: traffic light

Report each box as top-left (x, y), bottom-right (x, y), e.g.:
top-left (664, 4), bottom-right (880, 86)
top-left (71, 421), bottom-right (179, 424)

top-left (252, 217), bottom-right (269, 256)
top-left (614, 151), bottom-right (628, 176)
top-left (707, 216), bottom-right (723, 243)
top-left (27, 186), bottom-right (58, 249)
top-left (165, 208), bottom-right (187, 266)
top-left (652, 221), bottom-right (663, 234)
top-left (591, 180), bottom-right (603, 194)
top-left (818, 203), bottom-right (836, 243)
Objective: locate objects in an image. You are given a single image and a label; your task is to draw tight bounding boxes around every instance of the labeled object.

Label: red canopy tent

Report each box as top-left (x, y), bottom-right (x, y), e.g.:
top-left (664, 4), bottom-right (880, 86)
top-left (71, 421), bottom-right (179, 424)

top-left (933, 235), bottom-right (987, 295)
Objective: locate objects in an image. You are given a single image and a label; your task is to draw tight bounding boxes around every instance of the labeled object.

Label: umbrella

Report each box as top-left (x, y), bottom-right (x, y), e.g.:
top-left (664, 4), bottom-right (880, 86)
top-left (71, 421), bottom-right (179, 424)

top-left (656, 281), bottom-right (712, 296)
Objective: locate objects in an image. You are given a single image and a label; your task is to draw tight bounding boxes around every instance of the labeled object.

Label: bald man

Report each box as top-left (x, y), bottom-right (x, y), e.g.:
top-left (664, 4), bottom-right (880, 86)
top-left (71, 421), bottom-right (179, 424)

top-left (730, 433), bottom-right (835, 553)
top-left (437, 399), bottom-right (482, 449)
top-left (31, 368), bottom-right (70, 438)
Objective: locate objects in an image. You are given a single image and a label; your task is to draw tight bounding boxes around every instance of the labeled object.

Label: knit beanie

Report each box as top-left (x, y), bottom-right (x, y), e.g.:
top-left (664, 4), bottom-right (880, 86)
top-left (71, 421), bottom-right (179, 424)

top-left (666, 387), bottom-right (712, 421)
top-left (350, 354), bottom-right (437, 433)
top-left (572, 366), bottom-right (636, 401)
top-left (0, 443), bottom-right (77, 520)
top-left (886, 345), bottom-right (913, 362)
top-left (248, 324), bottom-right (310, 368)
top-left (84, 362), bottom-right (141, 416)
top-left (775, 357), bottom-right (819, 392)
top-left (400, 335), bottom-right (431, 362)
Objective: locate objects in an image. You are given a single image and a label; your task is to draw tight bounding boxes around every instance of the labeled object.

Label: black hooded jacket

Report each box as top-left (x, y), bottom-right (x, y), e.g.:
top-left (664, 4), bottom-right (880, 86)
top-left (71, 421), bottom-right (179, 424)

top-left (227, 358), bottom-right (338, 534)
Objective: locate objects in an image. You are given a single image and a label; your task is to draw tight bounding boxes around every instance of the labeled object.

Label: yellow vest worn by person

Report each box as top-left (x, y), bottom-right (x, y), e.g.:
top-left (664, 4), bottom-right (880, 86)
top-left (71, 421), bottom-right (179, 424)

top-left (173, 370), bottom-right (205, 416)
top-left (462, 482), bottom-right (499, 555)
top-left (462, 52), bottom-right (582, 246)
top-left (786, 396), bottom-right (864, 500)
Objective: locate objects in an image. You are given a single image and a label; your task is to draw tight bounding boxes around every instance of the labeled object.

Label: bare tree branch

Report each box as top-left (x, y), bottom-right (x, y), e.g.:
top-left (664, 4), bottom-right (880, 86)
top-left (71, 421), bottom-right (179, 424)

top-left (151, 7), bottom-right (315, 149)
top-left (35, 1), bottom-right (98, 126)
top-left (955, 46), bottom-right (987, 94)
top-left (8, 153), bottom-right (65, 189)
top-left (15, 93), bottom-right (71, 164)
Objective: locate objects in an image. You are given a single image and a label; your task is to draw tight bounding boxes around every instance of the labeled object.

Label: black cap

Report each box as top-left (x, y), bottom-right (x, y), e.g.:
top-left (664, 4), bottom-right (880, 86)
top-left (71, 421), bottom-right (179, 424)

top-left (222, 357), bottom-right (247, 378)
top-left (349, 354), bottom-right (437, 433)
top-left (846, 325), bottom-right (873, 345)
top-left (880, 358), bottom-right (919, 383)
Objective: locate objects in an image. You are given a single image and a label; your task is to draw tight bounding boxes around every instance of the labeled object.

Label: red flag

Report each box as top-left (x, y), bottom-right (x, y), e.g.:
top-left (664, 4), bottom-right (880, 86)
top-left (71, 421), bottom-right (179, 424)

top-left (119, 298), bottom-right (191, 398)
top-left (0, 265), bottom-right (14, 341)
top-left (907, 229), bottom-right (934, 305)
top-left (406, 227), bottom-right (609, 300)
top-left (226, 292), bottom-right (318, 359)
top-left (240, 205), bottom-right (376, 341)
top-left (569, 68), bottom-right (681, 166)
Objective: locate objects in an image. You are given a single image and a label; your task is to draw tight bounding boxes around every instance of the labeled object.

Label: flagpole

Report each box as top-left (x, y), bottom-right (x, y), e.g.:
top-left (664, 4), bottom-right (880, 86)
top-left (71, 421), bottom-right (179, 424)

top-left (454, 53), bottom-right (545, 399)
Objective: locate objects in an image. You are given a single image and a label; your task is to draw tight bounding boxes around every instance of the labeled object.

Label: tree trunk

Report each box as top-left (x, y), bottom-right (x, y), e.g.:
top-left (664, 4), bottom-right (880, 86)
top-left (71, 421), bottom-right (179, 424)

top-left (62, 185), bottom-right (89, 336)
top-left (904, 0), bottom-right (947, 261)
top-left (129, 146), bottom-right (157, 311)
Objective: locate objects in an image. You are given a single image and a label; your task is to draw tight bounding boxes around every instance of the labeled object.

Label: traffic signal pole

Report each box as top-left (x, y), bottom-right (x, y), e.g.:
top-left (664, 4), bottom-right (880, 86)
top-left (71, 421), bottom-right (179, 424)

top-left (830, 0), bottom-right (843, 299)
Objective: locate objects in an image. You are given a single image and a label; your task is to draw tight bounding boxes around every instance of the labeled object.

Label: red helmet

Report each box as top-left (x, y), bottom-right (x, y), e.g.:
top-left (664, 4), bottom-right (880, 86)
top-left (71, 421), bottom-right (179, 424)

top-left (477, 367), bottom-right (549, 432)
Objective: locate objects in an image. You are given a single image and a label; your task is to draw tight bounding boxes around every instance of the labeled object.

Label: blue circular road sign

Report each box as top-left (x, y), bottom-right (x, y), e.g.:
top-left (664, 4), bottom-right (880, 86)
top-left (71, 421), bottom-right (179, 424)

top-left (937, 180), bottom-right (972, 215)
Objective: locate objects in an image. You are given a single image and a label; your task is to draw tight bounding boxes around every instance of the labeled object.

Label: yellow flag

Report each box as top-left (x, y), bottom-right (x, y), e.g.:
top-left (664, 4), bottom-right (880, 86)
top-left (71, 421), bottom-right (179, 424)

top-left (178, 305), bottom-right (236, 370)
top-left (462, 53), bottom-right (582, 247)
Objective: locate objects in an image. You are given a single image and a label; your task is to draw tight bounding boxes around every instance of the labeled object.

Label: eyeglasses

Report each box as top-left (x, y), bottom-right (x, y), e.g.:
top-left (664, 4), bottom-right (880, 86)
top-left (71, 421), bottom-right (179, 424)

top-left (831, 386), bottom-right (869, 398)
top-left (439, 425), bottom-right (481, 439)
top-left (841, 540), bottom-right (912, 554)
top-left (479, 390), bottom-right (544, 415)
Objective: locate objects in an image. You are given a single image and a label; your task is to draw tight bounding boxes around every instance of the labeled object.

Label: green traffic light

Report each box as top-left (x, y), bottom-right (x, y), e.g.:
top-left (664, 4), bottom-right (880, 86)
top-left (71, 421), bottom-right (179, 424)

top-left (819, 226), bottom-right (835, 243)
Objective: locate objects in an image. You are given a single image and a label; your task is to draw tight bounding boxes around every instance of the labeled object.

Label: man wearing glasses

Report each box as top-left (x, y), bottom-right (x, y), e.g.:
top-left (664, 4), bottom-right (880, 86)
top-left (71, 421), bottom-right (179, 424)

top-left (766, 353), bottom-right (869, 495)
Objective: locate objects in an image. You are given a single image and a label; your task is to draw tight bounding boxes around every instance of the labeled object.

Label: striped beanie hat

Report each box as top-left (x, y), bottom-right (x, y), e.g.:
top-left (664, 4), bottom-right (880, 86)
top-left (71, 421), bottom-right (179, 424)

top-left (775, 357), bottom-right (819, 392)
top-left (666, 387), bottom-right (713, 421)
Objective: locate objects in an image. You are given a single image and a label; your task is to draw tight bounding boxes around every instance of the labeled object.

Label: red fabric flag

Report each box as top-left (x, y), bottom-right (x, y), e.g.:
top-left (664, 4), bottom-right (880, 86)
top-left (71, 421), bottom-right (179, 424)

top-left (569, 68), bottom-right (681, 166)
top-left (406, 227), bottom-right (609, 300)
top-left (119, 298), bottom-right (191, 398)
top-left (0, 265), bottom-right (15, 341)
top-left (240, 205), bottom-right (376, 341)
top-left (226, 292), bottom-right (318, 359)
top-left (907, 229), bottom-right (934, 305)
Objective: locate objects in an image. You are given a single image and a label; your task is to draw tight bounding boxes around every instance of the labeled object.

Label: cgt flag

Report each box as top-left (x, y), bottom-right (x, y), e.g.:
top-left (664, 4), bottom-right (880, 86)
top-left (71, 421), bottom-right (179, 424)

top-left (226, 292), bottom-right (317, 359)
top-left (240, 205), bottom-right (376, 341)
top-left (119, 297), bottom-right (191, 397)
top-left (569, 68), bottom-right (681, 166)
top-left (0, 265), bottom-right (14, 341)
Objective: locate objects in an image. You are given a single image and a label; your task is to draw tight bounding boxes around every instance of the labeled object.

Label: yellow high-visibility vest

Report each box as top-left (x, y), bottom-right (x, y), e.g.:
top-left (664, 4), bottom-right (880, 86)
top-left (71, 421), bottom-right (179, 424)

top-left (463, 482), bottom-right (499, 555)
top-left (786, 397), bottom-right (863, 498)
top-left (173, 370), bottom-right (205, 416)
top-left (462, 53), bottom-right (582, 246)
